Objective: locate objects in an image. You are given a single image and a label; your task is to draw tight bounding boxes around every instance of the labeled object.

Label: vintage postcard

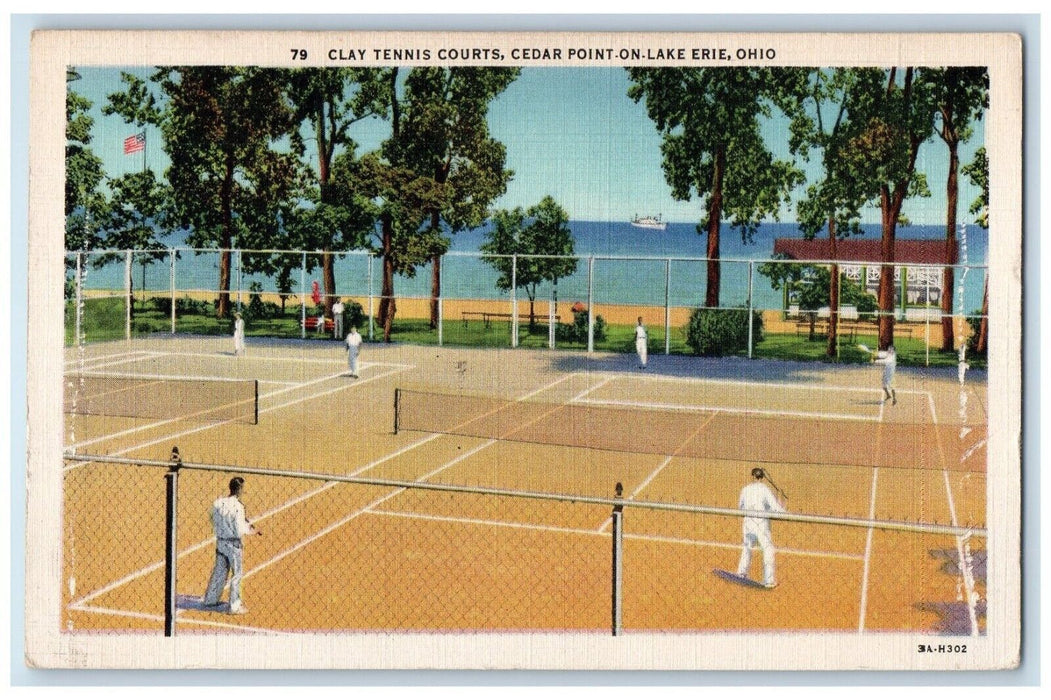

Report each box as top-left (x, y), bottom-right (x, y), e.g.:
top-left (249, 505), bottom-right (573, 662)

top-left (26, 30), bottom-right (1021, 670)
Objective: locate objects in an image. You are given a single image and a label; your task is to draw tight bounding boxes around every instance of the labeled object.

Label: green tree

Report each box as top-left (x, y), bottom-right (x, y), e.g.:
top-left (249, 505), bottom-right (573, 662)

top-left (626, 67), bottom-right (803, 308)
top-left (105, 67), bottom-right (301, 319)
top-left (963, 146), bottom-right (989, 354)
top-left (481, 196), bottom-right (577, 328)
top-left (841, 68), bottom-right (935, 349)
top-left (395, 67), bottom-right (520, 329)
top-left (65, 70), bottom-right (107, 257)
top-left (780, 68), bottom-right (873, 357)
top-left (284, 67), bottom-right (389, 319)
top-left (921, 67), bottom-right (989, 351)
top-left (94, 170), bottom-right (173, 318)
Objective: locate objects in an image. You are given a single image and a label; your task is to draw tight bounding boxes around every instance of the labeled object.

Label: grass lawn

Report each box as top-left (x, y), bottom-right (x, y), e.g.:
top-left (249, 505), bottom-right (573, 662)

top-left (66, 297), bottom-right (985, 369)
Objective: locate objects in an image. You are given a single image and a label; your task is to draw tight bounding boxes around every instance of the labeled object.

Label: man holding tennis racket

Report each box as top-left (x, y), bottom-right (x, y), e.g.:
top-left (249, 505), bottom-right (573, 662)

top-left (859, 343), bottom-right (897, 405)
top-left (736, 467), bottom-right (786, 589)
top-left (202, 477), bottom-right (262, 614)
top-left (634, 317), bottom-right (648, 369)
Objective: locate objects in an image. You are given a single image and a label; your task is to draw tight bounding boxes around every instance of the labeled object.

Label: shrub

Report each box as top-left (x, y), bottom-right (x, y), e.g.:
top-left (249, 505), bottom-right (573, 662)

top-left (343, 300), bottom-right (366, 330)
top-left (685, 307), bottom-right (763, 357)
top-left (966, 310), bottom-right (986, 356)
top-left (555, 310), bottom-right (605, 344)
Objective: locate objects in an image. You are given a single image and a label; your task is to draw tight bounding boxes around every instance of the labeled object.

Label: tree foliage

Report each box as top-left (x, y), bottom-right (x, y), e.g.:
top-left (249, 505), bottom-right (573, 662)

top-left (627, 67), bottom-right (803, 307)
top-left (481, 196), bottom-right (577, 327)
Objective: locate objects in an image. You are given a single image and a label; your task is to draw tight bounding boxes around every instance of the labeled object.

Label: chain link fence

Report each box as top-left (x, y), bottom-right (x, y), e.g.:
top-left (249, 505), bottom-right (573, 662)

top-left (65, 245), bottom-right (989, 367)
top-left (62, 449), bottom-right (986, 637)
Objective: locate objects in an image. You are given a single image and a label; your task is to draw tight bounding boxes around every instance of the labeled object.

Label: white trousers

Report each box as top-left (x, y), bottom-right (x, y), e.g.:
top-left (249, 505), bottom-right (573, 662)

top-left (203, 538), bottom-right (244, 608)
top-left (636, 337), bottom-right (648, 366)
top-left (233, 332), bottom-right (245, 355)
top-left (348, 346), bottom-right (360, 375)
top-left (736, 525), bottom-right (777, 586)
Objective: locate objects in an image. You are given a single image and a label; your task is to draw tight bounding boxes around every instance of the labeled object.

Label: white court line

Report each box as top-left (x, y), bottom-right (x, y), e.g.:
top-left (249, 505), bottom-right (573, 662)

top-left (65, 366), bottom-right (407, 461)
top-left (857, 467), bottom-right (880, 633)
top-left (64, 350), bottom-right (160, 367)
top-left (152, 350), bottom-right (413, 369)
top-left (69, 604), bottom-right (281, 634)
top-left (574, 397), bottom-right (881, 423)
top-left (373, 510), bottom-right (863, 562)
top-left (928, 392), bottom-right (981, 637)
top-left (601, 371), bottom-right (927, 395)
top-left (69, 371), bottom-right (579, 610)
top-left (65, 352), bottom-right (166, 372)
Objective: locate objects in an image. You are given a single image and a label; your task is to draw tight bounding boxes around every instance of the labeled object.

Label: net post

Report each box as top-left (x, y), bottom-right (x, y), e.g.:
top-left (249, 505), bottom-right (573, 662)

top-left (164, 446), bottom-right (182, 637)
top-left (253, 379), bottom-right (259, 425)
top-left (611, 481), bottom-right (624, 637)
top-left (393, 388), bottom-right (400, 435)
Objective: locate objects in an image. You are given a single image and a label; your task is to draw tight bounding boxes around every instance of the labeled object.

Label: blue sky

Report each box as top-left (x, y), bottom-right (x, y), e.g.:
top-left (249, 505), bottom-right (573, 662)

top-left (73, 66), bottom-right (985, 226)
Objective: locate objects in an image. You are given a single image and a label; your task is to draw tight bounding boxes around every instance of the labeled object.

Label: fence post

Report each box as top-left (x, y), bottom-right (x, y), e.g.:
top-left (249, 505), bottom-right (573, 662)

top-left (169, 249), bottom-right (176, 334)
top-left (368, 254), bottom-right (375, 341)
top-left (164, 446), bottom-right (182, 637)
top-left (664, 259), bottom-right (671, 355)
top-left (300, 251), bottom-right (307, 340)
top-left (236, 249), bottom-right (243, 313)
top-left (125, 250), bottom-right (133, 341)
top-left (511, 255), bottom-right (518, 348)
top-left (548, 284), bottom-right (556, 350)
top-left (747, 261), bottom-right (754, 359)
top-left (74, 251), bottom-right (83, 347)
top-left (437, 258), bottom-right (444, 347)
top-left (611, 481), bottom-right (624, 637)
top-left (587, 257), bottom-right (594, 353)
top-left (925, 269), bottom-right (931, 366)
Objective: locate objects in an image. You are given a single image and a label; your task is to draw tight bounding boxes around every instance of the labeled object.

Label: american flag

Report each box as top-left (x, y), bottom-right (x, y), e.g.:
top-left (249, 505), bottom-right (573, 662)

top-left (123, 132), bottom-right (146, 155)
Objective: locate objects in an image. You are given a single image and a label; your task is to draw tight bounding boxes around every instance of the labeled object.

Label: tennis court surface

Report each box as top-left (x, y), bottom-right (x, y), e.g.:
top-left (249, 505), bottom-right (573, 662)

top-left (62, 336), bottom-right (987, 635)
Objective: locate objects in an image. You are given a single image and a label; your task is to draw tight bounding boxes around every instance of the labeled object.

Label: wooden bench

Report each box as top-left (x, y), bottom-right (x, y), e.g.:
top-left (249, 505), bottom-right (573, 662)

top-left (462, 311), bottom-right (560, 329)
top-left (303, 316), bottom-right (335, 333)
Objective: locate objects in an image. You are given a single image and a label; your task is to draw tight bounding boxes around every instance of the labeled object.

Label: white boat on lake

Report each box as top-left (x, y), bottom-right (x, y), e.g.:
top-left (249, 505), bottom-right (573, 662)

top-left (630, 214), bottom-right (667, 230)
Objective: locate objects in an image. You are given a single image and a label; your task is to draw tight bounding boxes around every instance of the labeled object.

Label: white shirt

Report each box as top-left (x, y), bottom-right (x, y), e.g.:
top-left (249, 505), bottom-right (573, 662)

top-left (234, 318), bottom-right (244, 335)
top-left (738, 482), bottom-right (785, 532)
top-left (346, 331), bottom-right (363, 349)
top-left (635, 324), bottom-right (647, 341)
top-left (874, 348), bottom-right (897, 368)
top-left (211, 495), bottom-right (253, 540)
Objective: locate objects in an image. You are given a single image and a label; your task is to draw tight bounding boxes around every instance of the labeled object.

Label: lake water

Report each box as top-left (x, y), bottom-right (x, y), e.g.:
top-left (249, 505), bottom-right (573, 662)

top-left (74, 220), bottom-right (990, 314)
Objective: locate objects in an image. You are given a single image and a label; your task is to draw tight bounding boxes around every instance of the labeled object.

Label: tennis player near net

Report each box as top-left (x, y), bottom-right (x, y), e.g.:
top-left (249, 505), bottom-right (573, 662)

top-left (203, 477), bottom-right (262, 614)
top-left (736, 467), bottom-right (786, 589)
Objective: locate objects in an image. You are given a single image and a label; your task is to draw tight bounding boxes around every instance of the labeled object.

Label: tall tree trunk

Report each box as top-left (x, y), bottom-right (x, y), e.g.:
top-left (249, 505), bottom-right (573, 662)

top-left (976, 278), bottom-right (988, 354)
top-left (704, 145), bottom-right (725, 309)
top-left (216, 152), bottom-right (235, 319)
top-left (826, 219), bottom-right (839, 358)
top-left (378, 213), bottom-right (395, 341)
top-left (877, 185), bottom-right (897, 350)
top-left (322, 250), bottom-right (336, 319)
top-left (430, 254), bottom-right (441, 329)
top-left (941, 136), bottom-right (960, 351)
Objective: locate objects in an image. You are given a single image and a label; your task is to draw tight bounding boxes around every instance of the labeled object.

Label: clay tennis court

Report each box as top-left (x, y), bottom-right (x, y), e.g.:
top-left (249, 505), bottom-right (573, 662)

top-left (61, 335), bottom-right (988, 635)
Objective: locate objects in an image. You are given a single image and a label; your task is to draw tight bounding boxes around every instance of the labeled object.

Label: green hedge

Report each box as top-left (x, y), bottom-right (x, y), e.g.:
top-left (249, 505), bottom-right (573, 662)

top-left (685, 307), bottom-right (764, 357)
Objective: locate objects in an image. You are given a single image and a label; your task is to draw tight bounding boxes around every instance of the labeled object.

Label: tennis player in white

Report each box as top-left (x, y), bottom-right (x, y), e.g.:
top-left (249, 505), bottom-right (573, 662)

top-left (736, 467), bottom-right (786, 589)
top-left (634, 317), bottom-right (648, 369)
top-left (203, 477), bottom-right (261, 614)
top-left (345, 326), bottom-right (363, 378)
top-left (873, 344), bottom-right (897, 405)
top-left (232, 312), bottom-right (245, 356)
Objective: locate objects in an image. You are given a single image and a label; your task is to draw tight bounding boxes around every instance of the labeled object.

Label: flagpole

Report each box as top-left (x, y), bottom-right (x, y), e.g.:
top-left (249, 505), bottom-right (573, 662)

top-left (142, 131), bottom-right (146, 173)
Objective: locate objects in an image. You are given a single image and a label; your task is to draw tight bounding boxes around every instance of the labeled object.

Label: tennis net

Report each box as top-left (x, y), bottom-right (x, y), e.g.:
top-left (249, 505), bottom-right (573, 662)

top-left (392, 388), bottom-right (986, 473)
top-left (64, 372), bottom-right (259, 424)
